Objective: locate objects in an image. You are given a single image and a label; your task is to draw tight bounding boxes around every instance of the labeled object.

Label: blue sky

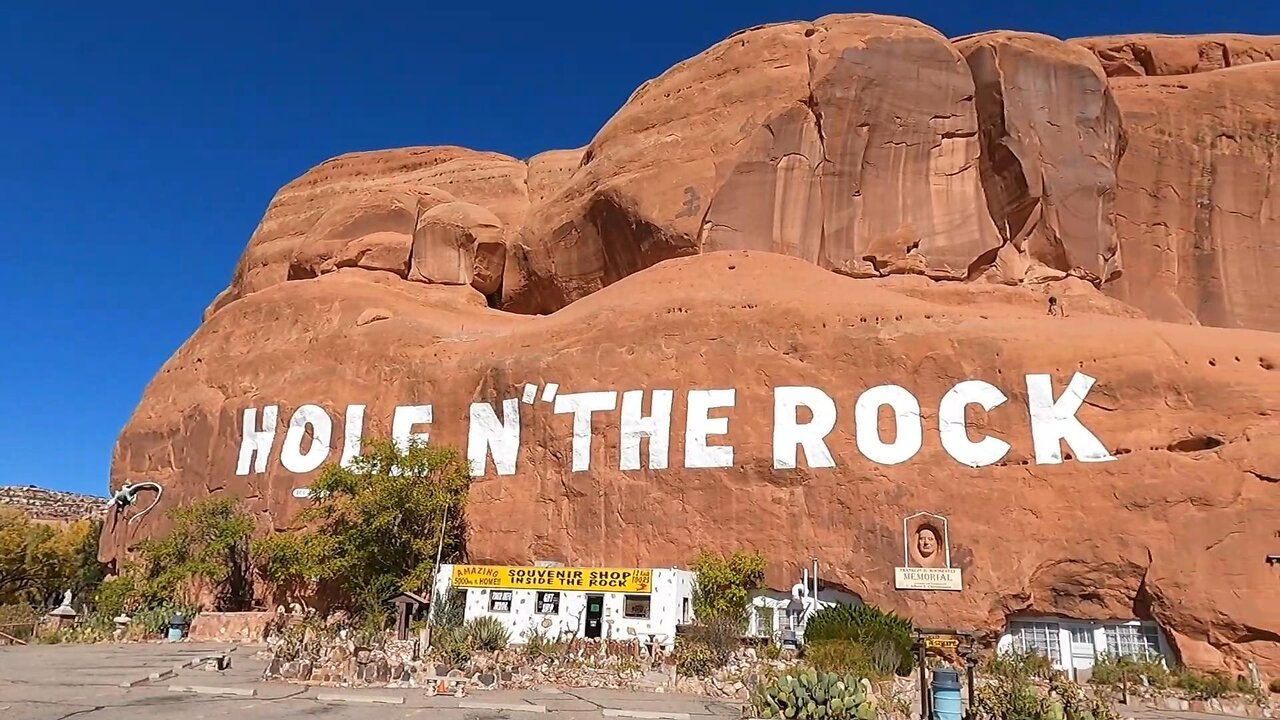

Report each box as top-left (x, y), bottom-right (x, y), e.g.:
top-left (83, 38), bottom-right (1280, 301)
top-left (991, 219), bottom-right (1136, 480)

top-left (3, 1), bottom-right (1277, 497)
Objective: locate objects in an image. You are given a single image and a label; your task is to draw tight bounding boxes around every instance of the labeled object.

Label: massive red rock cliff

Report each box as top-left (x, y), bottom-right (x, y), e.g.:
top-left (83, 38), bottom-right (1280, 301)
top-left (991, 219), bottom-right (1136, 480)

top-left (104, 14), bottom-right (1279, 674)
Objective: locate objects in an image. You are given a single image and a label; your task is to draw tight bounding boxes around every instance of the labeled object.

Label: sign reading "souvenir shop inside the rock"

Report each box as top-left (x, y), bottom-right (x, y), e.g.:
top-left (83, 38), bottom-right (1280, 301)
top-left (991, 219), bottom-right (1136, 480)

top-left (237, 372), bottom-right (1119, 484)
top-left (450, 565), bottom-right (653, 593)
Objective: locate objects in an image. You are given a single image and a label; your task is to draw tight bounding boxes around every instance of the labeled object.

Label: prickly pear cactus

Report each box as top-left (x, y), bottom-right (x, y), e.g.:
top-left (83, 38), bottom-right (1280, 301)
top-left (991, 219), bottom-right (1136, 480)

top-left (751, 670), bottom-right (879, 720)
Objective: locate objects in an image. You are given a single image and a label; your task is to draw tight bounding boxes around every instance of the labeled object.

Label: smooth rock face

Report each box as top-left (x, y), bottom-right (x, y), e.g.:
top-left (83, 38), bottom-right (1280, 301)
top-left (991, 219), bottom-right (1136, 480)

top-left (956, 32), bottom-right (1125, 286)
top-left (1103, 63), bottom-right (1280, 330)
top-left (506, 15), bottom-right (1003, 312)
top-left (103, 14), bottom-right (1280, 677)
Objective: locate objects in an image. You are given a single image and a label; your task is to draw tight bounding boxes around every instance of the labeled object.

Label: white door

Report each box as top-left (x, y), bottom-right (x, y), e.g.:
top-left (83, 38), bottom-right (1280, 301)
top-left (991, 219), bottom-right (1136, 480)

top-left (1065, 625), bottom-right (1097, 680)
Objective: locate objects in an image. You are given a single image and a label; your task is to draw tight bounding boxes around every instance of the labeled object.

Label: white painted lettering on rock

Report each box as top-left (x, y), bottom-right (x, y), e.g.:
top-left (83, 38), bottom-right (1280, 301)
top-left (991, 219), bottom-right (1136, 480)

top-left (236, 405), bottom-right (278, 475)
top-left (553, 391), bottom-right (618, 471)
top-left (773, 386), bottom-right (837, 470)
top-left (1026, 372), bottom-right (1116, 464)
top-left (620, 390), bottom-right (674, 471)
top-left (685, 389), bottom-right (736, 469)
top-left (338, 404), bottom-right (365, 468)
top-left (854, 385), bottom-right (922, 466)
top-left (468, 398), bottom-right (520, 476)
top-left (233, 374), bottom-right (1118, 479)
top-left (938, 380), bottom-right (1011, 468)
top-left (391, 405), bottom-right (432, 452)
top-left (279, 404), bottom-right (333, 474)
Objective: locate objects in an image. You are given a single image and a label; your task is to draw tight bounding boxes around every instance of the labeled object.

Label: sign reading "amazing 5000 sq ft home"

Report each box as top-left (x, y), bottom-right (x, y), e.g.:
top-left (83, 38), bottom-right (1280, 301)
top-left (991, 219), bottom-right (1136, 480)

top-left (233, 372), bottom-right (1118, 479)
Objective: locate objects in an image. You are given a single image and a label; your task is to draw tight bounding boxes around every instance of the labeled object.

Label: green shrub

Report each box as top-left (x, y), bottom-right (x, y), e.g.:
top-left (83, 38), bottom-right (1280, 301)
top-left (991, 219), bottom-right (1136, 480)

top-left (804, 640), bottom-right (887, 678)
top-left (522, 627), bottom-right (564, 660)
top-left (972, 672), bottom-right (1052, 720)
top-left (674, 639), bottom-right (716, 678)
top-left (1089, 653), bottom-right (1169, 688)
top-left (803, 604), bottom-right (915, 676)
top-left (1170, 668), bottom-right (1249, 700)
top-left (464, 616), bottom-right (510, 650)
top-left (431, 587), bottom-right (467, 629)
top-left (752, 668), bottom-right (878, 720)
top-left (973, 670), bottom-right (1118, 720)
top-left (690, 550), bottom-right (766, 628)
top-left (430, 626), bottom-right (474, 665)
top-left (985, 649), bottom-right (1056, 681)
top-left (1050, 673), bottom-right (1120, 720)
top-left (93, 574), bottom-right (140, 618)
top-left (251, 438), bottom-right (471, 615)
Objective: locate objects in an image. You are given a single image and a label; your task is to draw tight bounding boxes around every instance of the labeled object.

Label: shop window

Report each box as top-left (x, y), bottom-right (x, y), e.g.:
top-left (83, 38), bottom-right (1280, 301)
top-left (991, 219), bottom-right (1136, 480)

top-left (1007, 621), bottom-right (1062, 665)
top-left (536, 591), bottom-right (560, 615)
top-left (623, 595), bottom-right (651, 619)
top-left (1104, 623), bottom-right (1161, 660)
top-left (489, 590), bottom-right (513, 613)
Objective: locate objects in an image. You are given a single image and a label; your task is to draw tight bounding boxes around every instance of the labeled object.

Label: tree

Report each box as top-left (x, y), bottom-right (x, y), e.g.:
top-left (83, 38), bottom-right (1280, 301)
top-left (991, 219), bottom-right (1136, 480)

top-left (0, 509), bottom-right (101, 606)
top-left (690, 549), bottom-right (767, 628)
top-left (253, 438), bottom-right (471, 619)
top-left (118, 496), bottom-right (255, 611)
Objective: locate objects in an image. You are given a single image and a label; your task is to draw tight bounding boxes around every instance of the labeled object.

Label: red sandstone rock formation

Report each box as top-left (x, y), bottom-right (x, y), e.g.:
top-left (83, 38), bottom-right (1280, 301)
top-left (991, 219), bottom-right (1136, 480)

top-left (103, 14), bottom-right (1280, 674)
top-left (1103, 64), bottom-right (1280, 330)
top-left (1071, 34), bottom-right (1280, 77)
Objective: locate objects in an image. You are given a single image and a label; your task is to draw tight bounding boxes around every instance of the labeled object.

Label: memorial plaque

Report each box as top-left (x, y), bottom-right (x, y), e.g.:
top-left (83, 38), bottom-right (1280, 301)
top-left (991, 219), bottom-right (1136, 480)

top-left (895, 511), bottom-right (962, 591)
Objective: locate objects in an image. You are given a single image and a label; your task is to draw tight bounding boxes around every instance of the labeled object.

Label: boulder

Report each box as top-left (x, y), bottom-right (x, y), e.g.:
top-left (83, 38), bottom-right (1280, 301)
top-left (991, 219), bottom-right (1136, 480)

top-left (409, 201), bottom-right (507, 295)
top-left (955, 32), bottom-right (1125, 286)
top-left (208, 147), bottom-right (528, 317)
top-left (504, 14), bottom-right (1002, 312)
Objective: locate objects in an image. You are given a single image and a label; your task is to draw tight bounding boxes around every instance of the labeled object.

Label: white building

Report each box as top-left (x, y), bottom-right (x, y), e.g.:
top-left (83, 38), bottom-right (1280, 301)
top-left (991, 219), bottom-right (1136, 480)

top-left (432, 563), bottom-right (696, 649)
top-left (745, 564), bottom-right (863, 645)
top-left (998, 615), bottom-right (1175, 680)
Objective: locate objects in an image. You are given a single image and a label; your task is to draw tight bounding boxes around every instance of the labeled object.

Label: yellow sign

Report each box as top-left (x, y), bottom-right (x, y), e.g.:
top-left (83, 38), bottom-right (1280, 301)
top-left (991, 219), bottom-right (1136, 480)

top-left (925, 636), bottom-right (960, 650)
top-left (450, 565), bottom-right (653, 593)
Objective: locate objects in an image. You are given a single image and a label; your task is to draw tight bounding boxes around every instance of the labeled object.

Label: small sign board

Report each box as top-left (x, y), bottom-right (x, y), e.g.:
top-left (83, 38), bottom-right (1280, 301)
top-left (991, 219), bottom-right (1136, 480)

top-left (894, 567), bottom-right (963, 591)
top-left (925, 635), bottom-right (960, 650)
top-left (292, 488), bottom-right (312, 498)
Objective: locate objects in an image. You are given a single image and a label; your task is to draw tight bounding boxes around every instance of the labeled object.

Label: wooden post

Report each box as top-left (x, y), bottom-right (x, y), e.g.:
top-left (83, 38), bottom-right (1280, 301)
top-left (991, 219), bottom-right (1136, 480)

top-left (396, 602), bottom-right (408, 641)
top-left (918, 634), bottom-right (930, 720)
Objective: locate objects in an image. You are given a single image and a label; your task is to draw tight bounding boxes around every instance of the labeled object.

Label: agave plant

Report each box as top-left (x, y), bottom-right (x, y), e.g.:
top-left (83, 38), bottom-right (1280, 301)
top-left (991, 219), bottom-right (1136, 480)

top-left (751, 669), bottom-right (879, 720)
top-left (464, 615), bottom-right (511, 651)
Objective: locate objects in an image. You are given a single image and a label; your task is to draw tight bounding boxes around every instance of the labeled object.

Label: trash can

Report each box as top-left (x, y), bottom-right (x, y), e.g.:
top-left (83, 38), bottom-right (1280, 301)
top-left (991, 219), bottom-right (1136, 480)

top-left (167, 613), bottom-right (188, 642)
top-left (931, 667), bottom-right (963, 720)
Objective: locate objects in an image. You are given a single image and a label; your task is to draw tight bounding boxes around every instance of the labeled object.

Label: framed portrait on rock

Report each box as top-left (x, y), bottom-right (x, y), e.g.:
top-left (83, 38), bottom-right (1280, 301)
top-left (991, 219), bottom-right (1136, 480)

top-left (895, 511), bottom-right (963, 591)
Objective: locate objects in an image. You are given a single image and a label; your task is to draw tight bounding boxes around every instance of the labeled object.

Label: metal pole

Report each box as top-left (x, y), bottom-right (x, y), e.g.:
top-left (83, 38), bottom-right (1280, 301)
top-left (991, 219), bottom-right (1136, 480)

top-left (966, 655), bottom-right (975, 720)
top-left (433, 505), bottom-right (450, 571)
top-left (424, 505), bottom-right (450, 650)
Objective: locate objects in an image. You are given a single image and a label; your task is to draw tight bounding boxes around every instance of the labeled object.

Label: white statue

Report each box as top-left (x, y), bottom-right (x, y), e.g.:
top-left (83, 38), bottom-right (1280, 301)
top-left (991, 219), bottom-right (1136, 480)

top-left (60, 589), bottom-right (72, 608)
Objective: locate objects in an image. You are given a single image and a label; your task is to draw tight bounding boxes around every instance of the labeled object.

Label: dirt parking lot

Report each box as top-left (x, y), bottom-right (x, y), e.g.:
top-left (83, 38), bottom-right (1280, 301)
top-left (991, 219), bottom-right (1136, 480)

top-left (0, 641), bottom-right (743, 719)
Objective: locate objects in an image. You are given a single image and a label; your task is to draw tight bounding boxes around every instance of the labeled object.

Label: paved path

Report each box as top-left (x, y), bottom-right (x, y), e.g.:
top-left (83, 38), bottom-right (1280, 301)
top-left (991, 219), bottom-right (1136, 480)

top-left (0, 642), bottom-right (743, 719)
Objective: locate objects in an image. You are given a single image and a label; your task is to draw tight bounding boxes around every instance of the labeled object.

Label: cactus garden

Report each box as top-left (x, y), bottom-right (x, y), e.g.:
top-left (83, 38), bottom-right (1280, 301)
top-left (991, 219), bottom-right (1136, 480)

top-left (752, 668), bottom-right (880, 720)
